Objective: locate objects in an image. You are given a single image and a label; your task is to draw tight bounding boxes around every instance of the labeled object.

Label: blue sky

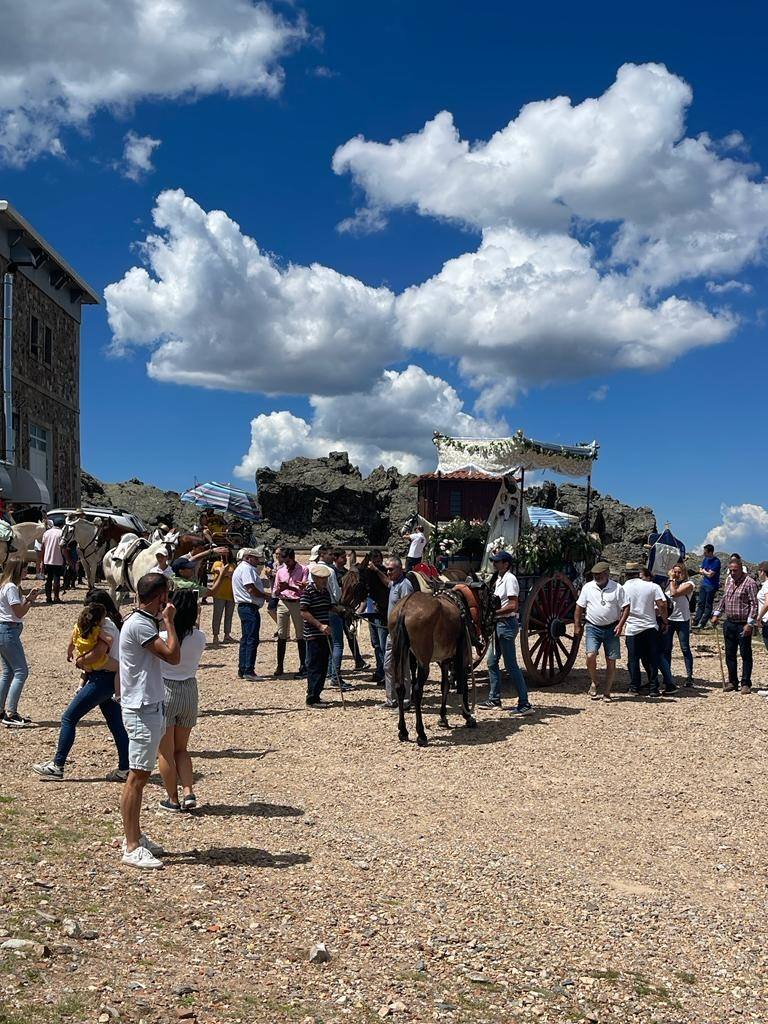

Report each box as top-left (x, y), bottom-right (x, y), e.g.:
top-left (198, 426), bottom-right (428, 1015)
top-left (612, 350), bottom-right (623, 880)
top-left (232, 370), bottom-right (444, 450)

top-left (1, 1), bottom-right (766, 556)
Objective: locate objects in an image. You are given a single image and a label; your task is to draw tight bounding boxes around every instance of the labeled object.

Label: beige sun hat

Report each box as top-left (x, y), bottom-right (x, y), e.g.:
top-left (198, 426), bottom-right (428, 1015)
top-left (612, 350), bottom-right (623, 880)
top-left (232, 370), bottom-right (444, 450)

top-left (309, 563), bottom-right (332, 578)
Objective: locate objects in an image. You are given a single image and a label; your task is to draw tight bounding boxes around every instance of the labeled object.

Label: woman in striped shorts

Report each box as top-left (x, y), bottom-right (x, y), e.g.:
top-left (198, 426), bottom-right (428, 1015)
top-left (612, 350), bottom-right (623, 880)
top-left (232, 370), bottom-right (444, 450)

top-left (157, 589), bottom-right (206, 812)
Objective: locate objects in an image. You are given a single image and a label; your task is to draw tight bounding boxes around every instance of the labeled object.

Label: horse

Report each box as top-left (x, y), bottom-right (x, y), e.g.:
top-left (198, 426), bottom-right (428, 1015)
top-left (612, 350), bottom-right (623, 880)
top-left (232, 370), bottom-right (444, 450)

top-left (389, 581), bottom-right (496, 747)
top-left (5, 522), bottom-right (46, 567)
top-left (102, 535), bottom-right (177, 603)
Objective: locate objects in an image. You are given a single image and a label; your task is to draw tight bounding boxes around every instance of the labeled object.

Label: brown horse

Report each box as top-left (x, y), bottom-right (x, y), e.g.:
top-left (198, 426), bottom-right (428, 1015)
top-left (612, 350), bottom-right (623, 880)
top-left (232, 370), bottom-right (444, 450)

top-left (389, 582), bottom-right (496, 747)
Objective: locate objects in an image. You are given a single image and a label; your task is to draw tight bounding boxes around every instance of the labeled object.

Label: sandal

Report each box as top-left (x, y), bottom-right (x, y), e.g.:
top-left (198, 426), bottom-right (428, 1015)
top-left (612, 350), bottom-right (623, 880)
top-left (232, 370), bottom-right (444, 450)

top-left (182, 794), bottom-right (197, 811)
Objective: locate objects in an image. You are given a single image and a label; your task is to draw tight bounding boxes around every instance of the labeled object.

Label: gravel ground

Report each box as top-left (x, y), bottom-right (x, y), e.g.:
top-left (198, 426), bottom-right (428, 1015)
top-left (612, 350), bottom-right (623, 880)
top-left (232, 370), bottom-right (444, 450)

top-left (1, 590), bottom-right (768, 1024)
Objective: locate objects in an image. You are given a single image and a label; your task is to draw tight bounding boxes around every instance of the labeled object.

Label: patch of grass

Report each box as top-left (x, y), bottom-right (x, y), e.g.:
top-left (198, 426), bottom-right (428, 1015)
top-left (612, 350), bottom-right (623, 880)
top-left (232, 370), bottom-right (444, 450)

top-left (0, 995), bottom-right (87, 1024)
top-left (51, 995), bottom-right (87, 1020)
top-left (676, 970), bottom-right (697, 984)
top-left (588, 968), bottom-right (620, 981)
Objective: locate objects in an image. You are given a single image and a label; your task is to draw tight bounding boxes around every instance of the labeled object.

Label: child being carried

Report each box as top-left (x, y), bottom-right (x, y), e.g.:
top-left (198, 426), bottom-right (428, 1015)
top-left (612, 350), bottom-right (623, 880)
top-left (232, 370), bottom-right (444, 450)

top-left (68, 604), bottom-right (109, 680)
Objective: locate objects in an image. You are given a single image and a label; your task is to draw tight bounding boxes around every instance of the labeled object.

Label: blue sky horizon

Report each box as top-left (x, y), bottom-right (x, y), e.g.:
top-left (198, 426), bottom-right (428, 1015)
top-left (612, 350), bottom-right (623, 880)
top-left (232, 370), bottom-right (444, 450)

top-left (1, 1), bottom-right (766, 556)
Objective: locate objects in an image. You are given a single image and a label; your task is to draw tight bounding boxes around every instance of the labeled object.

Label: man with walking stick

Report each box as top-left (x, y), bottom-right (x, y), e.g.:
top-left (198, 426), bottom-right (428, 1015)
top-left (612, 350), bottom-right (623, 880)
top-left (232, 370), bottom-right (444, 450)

top-left (711, 554), bottom-right (759, 693)
top-left (300, 564), bottom-right (333, 707)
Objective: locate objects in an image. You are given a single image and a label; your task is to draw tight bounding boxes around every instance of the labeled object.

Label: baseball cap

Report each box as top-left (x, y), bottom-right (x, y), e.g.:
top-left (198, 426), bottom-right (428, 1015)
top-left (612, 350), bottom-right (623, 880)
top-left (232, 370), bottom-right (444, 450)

top-left (171, 557), bottom-right (195, 572)
top-left (310, 543), bottom-right (322, 562)
top-left (489, 550), bottom-right (513, 563)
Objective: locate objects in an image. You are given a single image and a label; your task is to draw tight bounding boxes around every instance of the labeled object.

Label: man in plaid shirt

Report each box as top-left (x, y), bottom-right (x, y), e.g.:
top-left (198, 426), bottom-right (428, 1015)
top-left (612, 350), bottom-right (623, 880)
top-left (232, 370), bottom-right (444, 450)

top-left (712, 554), bottom-right (759, 693)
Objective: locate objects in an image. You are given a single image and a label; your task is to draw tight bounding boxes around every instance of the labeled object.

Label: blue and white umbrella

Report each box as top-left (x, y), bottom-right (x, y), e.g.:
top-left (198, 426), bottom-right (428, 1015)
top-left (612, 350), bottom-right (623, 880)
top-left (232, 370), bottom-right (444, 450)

top-left (180, 481), bottom-right (262, 522)
top-left (527, 506), bottom-right (580, 530)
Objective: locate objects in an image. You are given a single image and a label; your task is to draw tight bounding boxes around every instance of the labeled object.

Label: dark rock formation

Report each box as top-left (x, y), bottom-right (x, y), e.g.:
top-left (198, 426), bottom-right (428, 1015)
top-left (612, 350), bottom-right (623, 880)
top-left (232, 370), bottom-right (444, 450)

top-left (80, 471), bottom-right (198, 532)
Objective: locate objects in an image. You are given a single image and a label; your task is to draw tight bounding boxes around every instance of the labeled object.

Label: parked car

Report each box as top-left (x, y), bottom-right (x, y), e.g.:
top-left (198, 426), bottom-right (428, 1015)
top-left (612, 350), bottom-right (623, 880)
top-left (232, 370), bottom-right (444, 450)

top-left (46, 506), bottom-right (147, 536)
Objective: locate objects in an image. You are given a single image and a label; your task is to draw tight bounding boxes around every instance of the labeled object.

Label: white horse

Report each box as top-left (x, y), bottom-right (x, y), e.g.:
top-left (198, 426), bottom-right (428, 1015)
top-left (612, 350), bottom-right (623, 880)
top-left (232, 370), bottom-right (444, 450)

top-left (102, 534), bottom-right (178, 603)
top-left (4, 522), bottom-right (47, 567)
top-left (60, 514), bottom-right (106, 589)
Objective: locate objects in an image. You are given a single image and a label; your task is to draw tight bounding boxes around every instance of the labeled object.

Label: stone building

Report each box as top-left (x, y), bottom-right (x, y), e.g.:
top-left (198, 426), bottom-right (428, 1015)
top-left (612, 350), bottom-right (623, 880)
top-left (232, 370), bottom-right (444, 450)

top-left (0, 201), bottom-right (98, 507)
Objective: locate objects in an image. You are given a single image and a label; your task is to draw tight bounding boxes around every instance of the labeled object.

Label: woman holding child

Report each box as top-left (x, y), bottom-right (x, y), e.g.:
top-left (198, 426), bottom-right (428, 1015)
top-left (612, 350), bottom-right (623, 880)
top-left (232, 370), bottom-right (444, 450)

top-left (33, 590), bottom-right (129, 781)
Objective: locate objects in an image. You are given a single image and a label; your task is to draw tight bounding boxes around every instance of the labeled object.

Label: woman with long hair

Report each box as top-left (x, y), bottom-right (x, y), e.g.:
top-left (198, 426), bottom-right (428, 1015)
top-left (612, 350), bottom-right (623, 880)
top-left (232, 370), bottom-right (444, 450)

top-left (157, 589), bottom-right (206, 812)
top-left (0, 561), bottom-right (40, 727)
top-left (33, 589), bottom-right (129, 780)
top-left (662, 562), bottom-right (695, 686)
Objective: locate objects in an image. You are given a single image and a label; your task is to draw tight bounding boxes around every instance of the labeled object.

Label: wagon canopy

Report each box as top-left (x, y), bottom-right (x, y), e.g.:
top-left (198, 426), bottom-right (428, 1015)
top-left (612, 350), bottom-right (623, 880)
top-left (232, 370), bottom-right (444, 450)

top-left (433, 430), bottom-right (599, 479)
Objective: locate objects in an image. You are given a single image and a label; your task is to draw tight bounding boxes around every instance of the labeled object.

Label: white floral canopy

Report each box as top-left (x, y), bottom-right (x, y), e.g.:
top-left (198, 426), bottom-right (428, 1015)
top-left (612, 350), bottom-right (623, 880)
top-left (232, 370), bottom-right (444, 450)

top-left (433, 430), bottom-right (599, 479)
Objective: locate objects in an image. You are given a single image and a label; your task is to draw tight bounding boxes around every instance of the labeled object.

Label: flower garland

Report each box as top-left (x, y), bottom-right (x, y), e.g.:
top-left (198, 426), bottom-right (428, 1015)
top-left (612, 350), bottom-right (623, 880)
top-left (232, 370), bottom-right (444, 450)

top-left (433, 430), bottom-right (599, 478)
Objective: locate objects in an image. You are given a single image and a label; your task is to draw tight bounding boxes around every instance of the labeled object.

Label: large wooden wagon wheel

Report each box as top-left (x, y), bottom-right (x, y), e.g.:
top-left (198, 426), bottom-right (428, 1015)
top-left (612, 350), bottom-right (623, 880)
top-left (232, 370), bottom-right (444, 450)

top-left (520, 572), bottom-right (582, 685)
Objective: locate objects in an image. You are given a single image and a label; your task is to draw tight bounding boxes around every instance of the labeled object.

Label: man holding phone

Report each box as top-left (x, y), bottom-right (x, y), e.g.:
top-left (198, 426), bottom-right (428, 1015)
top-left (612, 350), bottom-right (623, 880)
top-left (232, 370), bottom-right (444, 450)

top-left (118, 573), bottom-right (181, 869)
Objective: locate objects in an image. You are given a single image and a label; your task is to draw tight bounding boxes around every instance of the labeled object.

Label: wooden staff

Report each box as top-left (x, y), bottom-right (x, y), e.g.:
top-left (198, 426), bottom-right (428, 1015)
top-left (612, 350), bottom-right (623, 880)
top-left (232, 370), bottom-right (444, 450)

top-left (714, 624), bottom-right (727, 691)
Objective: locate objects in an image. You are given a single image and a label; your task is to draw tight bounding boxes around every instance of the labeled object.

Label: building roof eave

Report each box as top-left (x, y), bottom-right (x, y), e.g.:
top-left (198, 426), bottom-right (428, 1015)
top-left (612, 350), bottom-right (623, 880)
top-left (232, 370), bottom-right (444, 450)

top-left (0, 200), bottom-right (100, 304)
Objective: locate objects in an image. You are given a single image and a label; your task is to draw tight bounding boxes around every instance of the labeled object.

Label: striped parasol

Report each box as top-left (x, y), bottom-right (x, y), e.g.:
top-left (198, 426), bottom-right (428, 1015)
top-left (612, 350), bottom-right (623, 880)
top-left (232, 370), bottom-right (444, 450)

top-left (527, 506), bottom-right (580, 530)
top-left (180, 481), bottom-right (262, 522)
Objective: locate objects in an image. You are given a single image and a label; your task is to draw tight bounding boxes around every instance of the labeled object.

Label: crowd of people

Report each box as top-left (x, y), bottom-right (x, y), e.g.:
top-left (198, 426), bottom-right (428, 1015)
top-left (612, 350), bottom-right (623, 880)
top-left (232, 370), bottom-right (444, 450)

top-left (0, 519), bottom-right (766, 870)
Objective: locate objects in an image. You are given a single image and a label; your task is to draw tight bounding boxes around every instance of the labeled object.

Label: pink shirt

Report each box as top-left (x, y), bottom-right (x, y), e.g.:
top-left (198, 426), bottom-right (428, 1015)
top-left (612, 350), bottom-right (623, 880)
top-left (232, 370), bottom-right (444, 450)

top-left (41, 527), bottom-right (65, 566)
top-left (274, 562), bottom-right (308, 601)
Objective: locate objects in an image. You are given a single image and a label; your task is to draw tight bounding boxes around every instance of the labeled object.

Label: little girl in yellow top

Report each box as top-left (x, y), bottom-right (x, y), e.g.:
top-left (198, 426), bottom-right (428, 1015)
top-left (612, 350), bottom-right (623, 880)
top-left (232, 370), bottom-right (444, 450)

top-left (68, 604), bottom-right (108, 674)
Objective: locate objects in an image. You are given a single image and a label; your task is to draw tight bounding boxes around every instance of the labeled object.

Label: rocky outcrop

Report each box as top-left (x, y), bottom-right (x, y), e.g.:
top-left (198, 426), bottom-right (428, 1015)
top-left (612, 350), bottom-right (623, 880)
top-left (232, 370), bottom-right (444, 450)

top-left (255, 452), bottom-right (417, 549)
top-left (80, 471), bottom-right (198, 532)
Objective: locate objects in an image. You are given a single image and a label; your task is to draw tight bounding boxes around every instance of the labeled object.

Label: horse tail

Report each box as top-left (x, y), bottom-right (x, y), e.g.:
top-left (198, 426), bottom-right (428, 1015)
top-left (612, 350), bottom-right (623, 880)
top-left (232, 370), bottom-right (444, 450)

top-left (390, 606), bottom-right (411, 690)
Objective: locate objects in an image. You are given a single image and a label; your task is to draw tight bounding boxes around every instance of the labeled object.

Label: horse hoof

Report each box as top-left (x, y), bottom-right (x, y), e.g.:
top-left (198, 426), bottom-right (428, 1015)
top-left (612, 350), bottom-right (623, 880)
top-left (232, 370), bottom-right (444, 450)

top-left (398, 732), bottom-right (409, 743)
top-left (417, 736), bottom-right (429, 748)
top-left (466, 717), bottom-right (477, 729)
top-left (438, 719), bottom-right (450, 729)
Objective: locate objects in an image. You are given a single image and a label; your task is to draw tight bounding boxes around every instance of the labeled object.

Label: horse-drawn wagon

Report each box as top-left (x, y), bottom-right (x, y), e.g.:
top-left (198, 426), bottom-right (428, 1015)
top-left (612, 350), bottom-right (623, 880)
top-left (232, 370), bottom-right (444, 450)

top-left (418, 430), bottom-right (601, 685)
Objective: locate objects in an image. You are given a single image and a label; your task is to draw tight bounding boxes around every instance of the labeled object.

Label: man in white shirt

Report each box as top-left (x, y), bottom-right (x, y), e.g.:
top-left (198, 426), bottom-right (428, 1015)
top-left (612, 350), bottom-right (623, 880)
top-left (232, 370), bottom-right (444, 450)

top-left (41, 520), bottom-right (65, 604)
top-left (403, 523), bottom-right (427, 570)
top-left (232, 548), bottom-right (266, 682)
top-left (621, 562), bottom-right (669, 697)
top-left (574, 560), bottom-right (629, 701)
top-left (479, 550), bottom-right (532, 715)
top-left (119, 572), bottom-right (180, 869)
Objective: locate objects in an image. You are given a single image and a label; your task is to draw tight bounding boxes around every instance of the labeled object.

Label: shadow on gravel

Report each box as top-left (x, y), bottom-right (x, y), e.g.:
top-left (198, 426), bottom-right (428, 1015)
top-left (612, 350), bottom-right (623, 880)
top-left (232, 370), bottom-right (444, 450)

top-left (164, 847), bottom-right (310, 868)
top-left (198, 707), bottom-right (301, 718)
top-left (191, 747), bottom-right (276, 760)
top-left (200, 800), bottom-right (304, 818)
top-left (426, 703), bottom-right (582, 746)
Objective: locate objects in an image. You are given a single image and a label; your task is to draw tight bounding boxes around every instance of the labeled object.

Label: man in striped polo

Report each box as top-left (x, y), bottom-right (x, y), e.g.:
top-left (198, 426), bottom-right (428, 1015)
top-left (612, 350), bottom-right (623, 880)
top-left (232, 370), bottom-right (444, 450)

top-left (300, 564), bottom-right (333, 706)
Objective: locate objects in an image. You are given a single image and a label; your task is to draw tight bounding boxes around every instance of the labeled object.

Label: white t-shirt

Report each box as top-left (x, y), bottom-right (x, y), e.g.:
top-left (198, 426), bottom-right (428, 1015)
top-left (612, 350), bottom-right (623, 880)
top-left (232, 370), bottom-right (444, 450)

top-left (407, 531), bottom-right (427, 560)
top-left (0, 582), bottom-right (23, 624)
top-left (757, 580), bottom-right (768, 624)
top-left (159, 627), bottom-right (206, 681)
top-left (623, 578), bottom-right (665, 636)
top-left (665, 582), bottom-right (693, 623)
top-left (232, 562), bottom-right (265, 606)
top-left (119, 609), bottom-right (165, 708)
top-left (576, 579), bottom-right (628, 627)
top-left (100, 617), bottom-right (120, 660)
top-left (494, 571), bottom-right (520, 617)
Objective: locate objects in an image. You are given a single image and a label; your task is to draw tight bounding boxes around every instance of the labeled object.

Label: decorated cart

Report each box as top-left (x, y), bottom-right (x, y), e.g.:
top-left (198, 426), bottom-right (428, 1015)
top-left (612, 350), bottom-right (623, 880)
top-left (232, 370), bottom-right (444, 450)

top-left (420, 430), bottom-right (601, 685)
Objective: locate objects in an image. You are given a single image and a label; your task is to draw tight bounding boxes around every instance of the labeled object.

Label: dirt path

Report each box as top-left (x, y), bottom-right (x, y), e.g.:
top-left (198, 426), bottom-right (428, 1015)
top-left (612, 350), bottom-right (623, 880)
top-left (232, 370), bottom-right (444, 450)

top-left (1, 593), bottom-right (767, 1024)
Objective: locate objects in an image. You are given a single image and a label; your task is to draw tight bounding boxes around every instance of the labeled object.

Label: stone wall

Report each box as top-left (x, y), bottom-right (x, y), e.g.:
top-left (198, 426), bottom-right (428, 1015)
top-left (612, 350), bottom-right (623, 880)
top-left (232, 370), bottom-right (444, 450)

top-left (0, 254), bottom-right (81, 506)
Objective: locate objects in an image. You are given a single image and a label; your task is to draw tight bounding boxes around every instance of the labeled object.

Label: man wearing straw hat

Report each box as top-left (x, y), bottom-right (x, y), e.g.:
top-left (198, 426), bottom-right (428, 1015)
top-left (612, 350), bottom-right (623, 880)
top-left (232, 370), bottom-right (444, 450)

top-left (574, 560), bottom-right (629, 702)
top-left (300, 563), bottom-right (333, 706)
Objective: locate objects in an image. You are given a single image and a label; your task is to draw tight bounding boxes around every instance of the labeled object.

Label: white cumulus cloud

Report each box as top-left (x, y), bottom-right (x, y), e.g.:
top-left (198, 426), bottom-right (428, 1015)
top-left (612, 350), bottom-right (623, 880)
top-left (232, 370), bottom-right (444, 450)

top-left (701, 504), bottom-right (768, 562)
top-left (121, 131), bottom-right (161, 181)
top-left (105, 190), bottom-right (399, 396)
top-left (234, 365), bottom-right (507, 478)
top-left (0, 0), bottom-right (307, 166)
top-left (705, 279), bottom-right (754, 295)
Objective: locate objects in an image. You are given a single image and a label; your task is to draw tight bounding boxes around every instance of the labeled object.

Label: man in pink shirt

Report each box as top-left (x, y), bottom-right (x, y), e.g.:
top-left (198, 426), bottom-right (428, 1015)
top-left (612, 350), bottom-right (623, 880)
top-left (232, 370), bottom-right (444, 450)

top-left (41, 520), bottom-right (66, 604)
top-left (273, 547), bottom-right (308, 677)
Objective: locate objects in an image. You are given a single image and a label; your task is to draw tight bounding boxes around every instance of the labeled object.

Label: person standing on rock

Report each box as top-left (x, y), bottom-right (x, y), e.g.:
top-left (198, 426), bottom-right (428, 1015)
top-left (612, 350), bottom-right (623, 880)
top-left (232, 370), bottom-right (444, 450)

top-left (402, 522), bottom-right (427, 571)
top-left (300, 563), bottom-right (333, 706)
top-left (273, 547), bottom-right (308, 678)
top-left (693, 544), bottom-right (721, 628)
top-left (382, 557), bottom-right (414, 709)
top-left (711, 554), bottom-right (759, 693)
top-left (119, 573), bottom-right (180, 869)
top-left (574, 560), bottom-right (629, 702)
top-left (232, 548), bottom-right (266, 682)
top-left (621, 562), bottom-right (669, 697)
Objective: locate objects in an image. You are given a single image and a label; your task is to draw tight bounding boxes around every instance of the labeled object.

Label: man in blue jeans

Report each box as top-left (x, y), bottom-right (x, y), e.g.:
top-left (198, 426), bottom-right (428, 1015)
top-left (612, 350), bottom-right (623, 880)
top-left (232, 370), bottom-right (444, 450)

top-left (693, 544), bottom-right (721, 628)
top-left (479, 550), bottom-right (533, 715)
top-left (232, 548), bottom-right (266, 682)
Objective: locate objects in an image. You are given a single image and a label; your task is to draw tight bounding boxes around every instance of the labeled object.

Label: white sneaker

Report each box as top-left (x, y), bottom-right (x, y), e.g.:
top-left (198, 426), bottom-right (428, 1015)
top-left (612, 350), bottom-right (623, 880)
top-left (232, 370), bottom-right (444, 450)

top-left (105, 768), bottom-right (129, 782)
top-left (121, 845), bottom-right (163, 869)
top-left (757, 689), bottom-right (768, 697)
top-left (33, 761), bottom-right (64, 780)
top-left (122, 833), bottom-right (165, 857)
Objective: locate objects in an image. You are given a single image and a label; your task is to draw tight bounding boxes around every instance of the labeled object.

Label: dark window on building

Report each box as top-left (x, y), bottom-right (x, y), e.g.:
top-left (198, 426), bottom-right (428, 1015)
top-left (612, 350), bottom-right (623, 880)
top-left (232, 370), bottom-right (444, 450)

top-left (30, 315), bottom-right (39, 359)
top-left (449, 490), bottom-right (463, 517)
top-left (43, 325), bottom-right (52, 366)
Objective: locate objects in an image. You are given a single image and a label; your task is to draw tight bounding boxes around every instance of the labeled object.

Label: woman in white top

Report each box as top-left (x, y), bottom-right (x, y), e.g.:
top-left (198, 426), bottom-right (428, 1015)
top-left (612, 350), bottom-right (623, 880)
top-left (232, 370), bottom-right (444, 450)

top-left (157, 589), bottom-right (207, 812)
top-left (662, 563), bottom-right (694, 684)
top-left (0, 561), bottom-right (40, 727)
top-left (33, 590), bottom-right (129, 780)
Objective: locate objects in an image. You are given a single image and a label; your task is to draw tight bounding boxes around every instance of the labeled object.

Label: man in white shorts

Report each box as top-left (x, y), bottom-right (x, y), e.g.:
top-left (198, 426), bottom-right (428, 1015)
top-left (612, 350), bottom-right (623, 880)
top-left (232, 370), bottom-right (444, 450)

top-left (119, 573), bottom-right (181, 869)
top-left (574, 561), bottom-right (629, 702)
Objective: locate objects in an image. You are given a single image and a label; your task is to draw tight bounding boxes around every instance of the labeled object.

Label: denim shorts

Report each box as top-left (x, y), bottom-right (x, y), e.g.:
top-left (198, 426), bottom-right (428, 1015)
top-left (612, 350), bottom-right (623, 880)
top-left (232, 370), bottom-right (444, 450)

top-left (121, 702), bottom-right (166, 773)
top-left (585, 622), bottom-right (621, 660)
